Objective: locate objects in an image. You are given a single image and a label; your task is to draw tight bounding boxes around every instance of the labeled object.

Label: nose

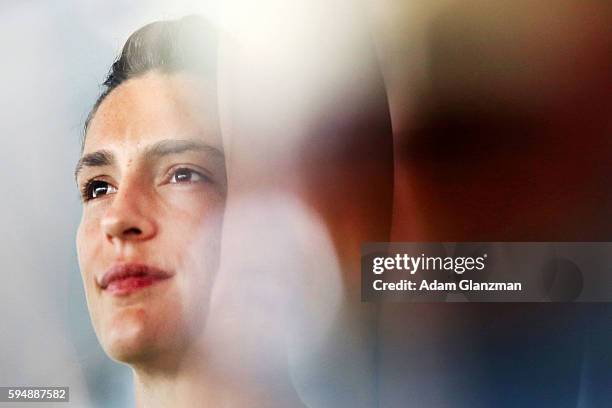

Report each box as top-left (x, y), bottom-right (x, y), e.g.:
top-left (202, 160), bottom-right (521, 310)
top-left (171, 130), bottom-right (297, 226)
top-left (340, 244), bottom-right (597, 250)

top-left (101, 188), bottom-right (157, 243)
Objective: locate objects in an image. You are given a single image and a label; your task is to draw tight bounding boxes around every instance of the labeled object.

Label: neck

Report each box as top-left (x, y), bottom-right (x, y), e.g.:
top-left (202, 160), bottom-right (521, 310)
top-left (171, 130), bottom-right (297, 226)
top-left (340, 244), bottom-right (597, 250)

top-left (132, 349), bottom-right (305, 408)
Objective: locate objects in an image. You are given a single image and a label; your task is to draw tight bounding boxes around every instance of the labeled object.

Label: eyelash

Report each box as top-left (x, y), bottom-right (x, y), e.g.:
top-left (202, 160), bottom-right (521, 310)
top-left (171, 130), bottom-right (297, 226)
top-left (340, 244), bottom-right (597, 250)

top-left (168, 167), bottom-right (210, 184)
top-left (80, 179), bottom-right (116, 202)
top-left (80, 167), bottom-right (210, 203)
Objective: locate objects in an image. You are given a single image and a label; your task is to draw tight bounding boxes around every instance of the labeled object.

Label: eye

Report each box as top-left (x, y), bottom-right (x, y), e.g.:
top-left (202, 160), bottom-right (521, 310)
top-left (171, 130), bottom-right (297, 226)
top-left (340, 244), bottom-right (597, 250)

top-left (82, 180), bottom-right (117, 202)
top-left (169, 167), bottom-right (208, 184)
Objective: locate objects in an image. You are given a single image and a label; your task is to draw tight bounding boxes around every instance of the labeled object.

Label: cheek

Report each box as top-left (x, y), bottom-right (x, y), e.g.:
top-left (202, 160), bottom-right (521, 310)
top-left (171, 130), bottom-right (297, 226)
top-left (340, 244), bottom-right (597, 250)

top-left (76, 214), bottom-right (104, 310)
top-left (76, 214), bottom-right (101, 270)
top-left (163, 192), bottom-right (225, 315)
top-left (160, 188), bottom-right (225, 240)
top-left (169, 196), bottom-right (224, 272)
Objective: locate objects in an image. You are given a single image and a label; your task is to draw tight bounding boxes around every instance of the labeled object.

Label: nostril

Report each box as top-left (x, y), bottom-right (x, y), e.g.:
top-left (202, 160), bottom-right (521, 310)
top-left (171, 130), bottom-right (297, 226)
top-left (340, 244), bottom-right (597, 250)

top-left (124, 227), bottom-right (142, 236)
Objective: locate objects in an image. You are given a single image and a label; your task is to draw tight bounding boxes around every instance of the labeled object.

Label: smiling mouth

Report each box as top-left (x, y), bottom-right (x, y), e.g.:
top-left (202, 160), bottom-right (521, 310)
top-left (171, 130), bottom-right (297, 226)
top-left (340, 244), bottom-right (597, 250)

top-left (99, 263), bottom-right (172, 296)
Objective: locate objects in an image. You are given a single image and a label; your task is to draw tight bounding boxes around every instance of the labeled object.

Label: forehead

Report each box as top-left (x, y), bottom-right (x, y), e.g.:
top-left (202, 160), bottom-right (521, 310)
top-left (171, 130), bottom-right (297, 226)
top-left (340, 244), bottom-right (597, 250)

top-left (84, 71), bottom-right (220, 154)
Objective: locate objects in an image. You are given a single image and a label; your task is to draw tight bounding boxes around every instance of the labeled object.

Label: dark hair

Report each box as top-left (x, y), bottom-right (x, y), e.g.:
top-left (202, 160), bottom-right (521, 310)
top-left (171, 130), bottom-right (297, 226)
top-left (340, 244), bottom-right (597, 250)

top-left (84, 15), bottom-right (217, 136)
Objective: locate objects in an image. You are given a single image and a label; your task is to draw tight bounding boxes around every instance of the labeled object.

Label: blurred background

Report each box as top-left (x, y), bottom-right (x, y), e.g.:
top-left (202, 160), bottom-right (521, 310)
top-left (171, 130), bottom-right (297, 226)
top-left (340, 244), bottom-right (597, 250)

top-left (368, 1), bottom-right (612, 407)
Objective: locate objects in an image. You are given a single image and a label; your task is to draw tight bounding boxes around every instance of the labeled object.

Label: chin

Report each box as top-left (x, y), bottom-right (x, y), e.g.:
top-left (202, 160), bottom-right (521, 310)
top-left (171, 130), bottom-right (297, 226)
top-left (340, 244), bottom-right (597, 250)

top-left (98, 309), bottom-right (177, 365)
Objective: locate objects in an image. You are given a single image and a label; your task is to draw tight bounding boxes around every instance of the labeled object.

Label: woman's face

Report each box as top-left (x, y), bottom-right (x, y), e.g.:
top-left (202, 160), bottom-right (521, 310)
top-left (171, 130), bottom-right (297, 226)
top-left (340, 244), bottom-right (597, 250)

top-left (76, 72), bottom-right (226, 365)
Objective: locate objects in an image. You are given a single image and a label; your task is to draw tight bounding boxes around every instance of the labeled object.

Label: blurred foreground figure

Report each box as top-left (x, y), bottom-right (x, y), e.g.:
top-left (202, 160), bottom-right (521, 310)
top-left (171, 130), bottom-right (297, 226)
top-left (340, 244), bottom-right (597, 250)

top-left (218, 0), bottom-right (393, 406)
top-left (371, 0), bottom-right (612, 241)
top-left (368, 1), bottom-right (612, 407)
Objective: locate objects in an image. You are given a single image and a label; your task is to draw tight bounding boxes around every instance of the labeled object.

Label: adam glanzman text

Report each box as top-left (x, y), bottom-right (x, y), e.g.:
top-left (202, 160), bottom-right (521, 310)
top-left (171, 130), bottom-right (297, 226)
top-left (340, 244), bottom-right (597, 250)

top-left (371, 253), bottom-right (522, 292)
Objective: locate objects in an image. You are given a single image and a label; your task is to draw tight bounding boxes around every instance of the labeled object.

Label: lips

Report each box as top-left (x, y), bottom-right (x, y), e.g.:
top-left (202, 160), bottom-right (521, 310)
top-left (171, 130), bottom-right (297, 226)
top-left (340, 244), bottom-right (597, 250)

top-left (99, 263), bottom-right (172, 295)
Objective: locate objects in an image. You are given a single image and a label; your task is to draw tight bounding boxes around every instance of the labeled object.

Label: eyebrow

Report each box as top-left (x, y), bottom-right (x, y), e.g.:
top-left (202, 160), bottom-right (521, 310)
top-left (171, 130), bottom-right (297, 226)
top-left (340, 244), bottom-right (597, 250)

top-left (74, 139), bottom-right (224, 181)
top-left (74, 150), bottom-right (114, 181)
top-left (144, 139), bottom-right (224, 161)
